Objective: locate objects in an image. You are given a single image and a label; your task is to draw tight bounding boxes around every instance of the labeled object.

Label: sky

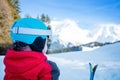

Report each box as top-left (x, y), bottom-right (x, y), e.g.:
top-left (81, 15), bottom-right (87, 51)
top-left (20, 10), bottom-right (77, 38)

top-left (20, 0), bottom-right (120, 29)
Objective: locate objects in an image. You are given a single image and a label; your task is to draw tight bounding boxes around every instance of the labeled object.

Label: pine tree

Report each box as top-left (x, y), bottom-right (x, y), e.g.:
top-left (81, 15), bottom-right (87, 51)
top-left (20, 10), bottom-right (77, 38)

top-left (40, 14), bottom-right (51, 29)
top-left (40, 14), bottom-right (52, 50)
top-left (7, 0), bottom-right (20, 20)
top-left (40, 14), bottom-right (46, 22)
top-left (0, 0), bottom-right (20, 55)
top-left (0, 0), bottom-right (13, 43)
top-left (46, 15), bottom-right (51, 30)
top-left (25, 14), bottom-right (31, 18)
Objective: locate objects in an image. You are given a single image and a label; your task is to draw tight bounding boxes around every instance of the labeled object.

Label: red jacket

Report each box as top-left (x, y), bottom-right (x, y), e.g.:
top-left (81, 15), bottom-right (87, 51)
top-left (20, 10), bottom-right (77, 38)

top-left (4, 49), bottom-right (59, 80)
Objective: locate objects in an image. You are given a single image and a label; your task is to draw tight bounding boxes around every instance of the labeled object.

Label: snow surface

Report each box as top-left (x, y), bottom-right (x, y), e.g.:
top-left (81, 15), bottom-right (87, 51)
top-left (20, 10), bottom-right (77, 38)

top-left (0, 56), bottom-right (4, 80)
top-left (0, 42), bottom-right (120, 80)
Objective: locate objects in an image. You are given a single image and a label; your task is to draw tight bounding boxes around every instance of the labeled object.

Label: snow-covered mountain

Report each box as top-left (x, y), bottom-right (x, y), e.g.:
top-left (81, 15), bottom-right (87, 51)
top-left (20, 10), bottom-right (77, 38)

top-left (88, 24), bottom-right (120, 43)
top-left (50, 19), bottom-right (120, 46)
top-left (51, 19), bottom-right (90, 46)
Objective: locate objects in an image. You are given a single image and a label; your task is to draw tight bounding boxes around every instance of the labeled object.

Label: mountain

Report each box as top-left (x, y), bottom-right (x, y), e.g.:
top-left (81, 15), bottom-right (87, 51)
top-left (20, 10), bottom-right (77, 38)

top-left (88, 24), bottom-right (120, 43)
top-left (50, 19), bottom-right (90, 46)
top-left (50, 19), bottom-right (120, 46)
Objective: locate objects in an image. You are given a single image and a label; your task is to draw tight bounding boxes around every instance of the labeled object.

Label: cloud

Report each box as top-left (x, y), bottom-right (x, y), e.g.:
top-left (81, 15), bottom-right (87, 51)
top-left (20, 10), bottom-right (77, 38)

top-left (50, 19), bottom-right (90, 45)
top-left (50, 19), bottom-right (120, 45)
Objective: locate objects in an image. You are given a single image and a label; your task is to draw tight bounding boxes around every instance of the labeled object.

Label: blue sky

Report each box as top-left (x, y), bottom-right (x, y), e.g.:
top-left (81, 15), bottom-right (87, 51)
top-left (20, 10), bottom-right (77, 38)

top-left (20, 0), bottom-right (120, 29)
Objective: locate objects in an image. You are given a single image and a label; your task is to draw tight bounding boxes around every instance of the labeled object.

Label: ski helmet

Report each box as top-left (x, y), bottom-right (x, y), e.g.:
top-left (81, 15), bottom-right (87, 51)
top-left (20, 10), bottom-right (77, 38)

top-left (10, 18), bottom-right (51, 44)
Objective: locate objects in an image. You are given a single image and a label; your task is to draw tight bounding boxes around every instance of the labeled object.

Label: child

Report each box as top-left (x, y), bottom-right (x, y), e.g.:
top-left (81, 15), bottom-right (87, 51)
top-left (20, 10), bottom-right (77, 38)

top-left (4, 18), bottom-right (60, 80)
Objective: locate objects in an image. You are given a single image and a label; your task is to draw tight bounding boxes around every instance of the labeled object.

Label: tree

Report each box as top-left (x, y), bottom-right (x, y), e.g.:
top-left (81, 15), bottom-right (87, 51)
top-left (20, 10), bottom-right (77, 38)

top-left (46, 15), bottom-right (51, 29)
top-left (25, 14), bottom-right (31, 18)
top-left (7, 0), bottom-right (20, 20)
top-left (0, 0), bottom-right (20, 55)
top-left (0, 0), bottom-right (13, 43)
top-left (40, 14), bottom-right (51, 29)
top-left (40, 14), bottom-right (52, 50)
top-left (40, 14), bottom-right (46, 22)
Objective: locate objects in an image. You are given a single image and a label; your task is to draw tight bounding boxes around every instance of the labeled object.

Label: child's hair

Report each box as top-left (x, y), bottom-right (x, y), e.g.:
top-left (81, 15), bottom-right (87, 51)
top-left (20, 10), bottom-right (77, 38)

top-left (29, 37), bottom-right (46, 52)
top-left (13, 41), bottom-right (29, 51)
top-left (13, 37), bottom-right (46, 52)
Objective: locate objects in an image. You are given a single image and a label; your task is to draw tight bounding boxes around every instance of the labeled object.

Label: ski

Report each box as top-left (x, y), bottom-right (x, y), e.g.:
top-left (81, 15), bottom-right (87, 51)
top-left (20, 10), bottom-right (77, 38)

top-left (89, 63), bottom-right (98, 80)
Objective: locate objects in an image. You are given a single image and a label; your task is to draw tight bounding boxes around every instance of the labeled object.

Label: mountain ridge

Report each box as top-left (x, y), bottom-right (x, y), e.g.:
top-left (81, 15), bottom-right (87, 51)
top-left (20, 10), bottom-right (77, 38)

top-left (50, 19), bottom-right (120, 46)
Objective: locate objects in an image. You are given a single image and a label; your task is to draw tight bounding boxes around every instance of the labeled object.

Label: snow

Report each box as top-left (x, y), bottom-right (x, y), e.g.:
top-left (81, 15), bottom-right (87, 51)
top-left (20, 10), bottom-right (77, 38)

top-left (51, 19), bottom-right (90, 45)
top-left (82, 46), bottom-right (100, 52)
top-left (0, 42), bottom-right (120, 80)
top-left (51, 19), bottom-right (120, 45)
top-left (0, 56), bottom-right (4, 80)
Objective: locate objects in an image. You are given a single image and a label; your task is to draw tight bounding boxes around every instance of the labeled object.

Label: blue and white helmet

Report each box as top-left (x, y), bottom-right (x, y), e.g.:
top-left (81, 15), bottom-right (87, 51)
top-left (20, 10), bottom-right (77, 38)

top-left (10, 18), bottom-right (51, 44)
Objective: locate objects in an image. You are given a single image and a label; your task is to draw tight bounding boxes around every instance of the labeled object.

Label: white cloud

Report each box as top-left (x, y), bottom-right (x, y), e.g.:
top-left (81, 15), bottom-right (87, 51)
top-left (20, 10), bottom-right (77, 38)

top-left (51, 19), bottom-right (90, 45)
top-left (50, 19), bottom-right (120, 45)
top-left (91, 23), bottom-right (120, 42)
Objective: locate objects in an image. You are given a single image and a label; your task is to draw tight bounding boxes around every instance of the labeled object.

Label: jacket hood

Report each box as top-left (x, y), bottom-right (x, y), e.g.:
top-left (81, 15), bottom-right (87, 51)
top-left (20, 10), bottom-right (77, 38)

top-left (4, 49), bottom-right (47, 74)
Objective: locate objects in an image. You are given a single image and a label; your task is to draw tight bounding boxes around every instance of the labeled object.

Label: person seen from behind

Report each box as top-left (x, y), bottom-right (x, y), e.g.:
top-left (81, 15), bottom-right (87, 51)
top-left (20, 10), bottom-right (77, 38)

top-left (3, 18), bottom-right (60, 80)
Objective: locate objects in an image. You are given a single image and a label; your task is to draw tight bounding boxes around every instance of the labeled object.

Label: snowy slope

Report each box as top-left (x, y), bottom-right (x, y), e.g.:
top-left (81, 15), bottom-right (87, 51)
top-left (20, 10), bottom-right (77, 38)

top-left (48, 42), bottom-right (120, 80)
top-left (0, 42), bottom-right (120, 80)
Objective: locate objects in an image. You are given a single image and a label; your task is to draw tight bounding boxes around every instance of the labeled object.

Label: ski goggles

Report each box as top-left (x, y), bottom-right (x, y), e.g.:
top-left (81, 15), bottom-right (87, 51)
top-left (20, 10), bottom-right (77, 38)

top-left (10, 27), bottom-right (52, 36)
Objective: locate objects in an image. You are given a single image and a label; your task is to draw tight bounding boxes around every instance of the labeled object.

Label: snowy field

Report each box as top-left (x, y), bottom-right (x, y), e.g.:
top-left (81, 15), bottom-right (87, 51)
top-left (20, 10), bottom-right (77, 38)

top-left (0, 42), bottom-right (120, 80)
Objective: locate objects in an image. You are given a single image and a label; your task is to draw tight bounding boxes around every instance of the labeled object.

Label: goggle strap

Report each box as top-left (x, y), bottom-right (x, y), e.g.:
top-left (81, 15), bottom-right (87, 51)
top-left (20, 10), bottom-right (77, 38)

top-left (10, 27), bottom-right (52, 35)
